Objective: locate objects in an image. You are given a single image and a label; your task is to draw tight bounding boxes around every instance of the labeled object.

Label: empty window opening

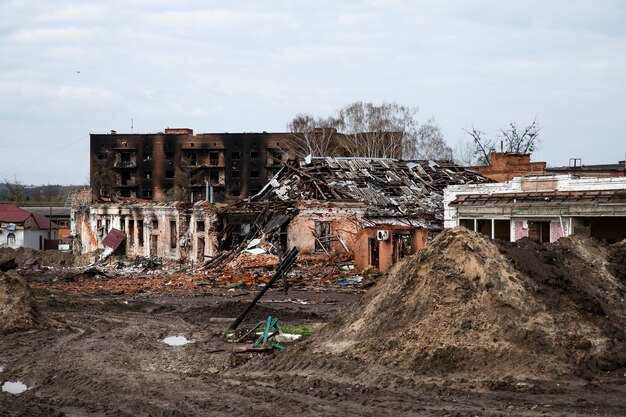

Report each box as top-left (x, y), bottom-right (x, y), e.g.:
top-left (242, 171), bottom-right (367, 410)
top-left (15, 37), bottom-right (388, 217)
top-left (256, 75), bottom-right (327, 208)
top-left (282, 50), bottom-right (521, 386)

top-left (143, 171), bottom-right (152, 180)
top-left (166, 170), bottom-right (174, 179)
top-left (232, 171), bottom-right (240, 179)
top-left (459, 219), bottom-right (475, 231)
top-left (250, 150), bottom-right (259, 159)
top-left (209, 151), bottom-right (220, 166)
top-left (187, 152), bottom-right (197, 166)
top-left (170, 221), bottom-right (177, 249)
top-left (128, 220), bottom-right (135, 246)
top-left (138, 220), bottom-right (144, 247)
top-left (251, 170), bottom-right (259, 178)
top-left (494, 220), bottom-right (511, 241)
top-left (7, 233), bottom-right (15, 246)
top-left (231, 151), bottom-right (240, 160)
top-left (143, 152), bottom-right (152, 161)
top-left (143, 189), bottom-right (153, 199)
top-left (314, 221), bottom-right (332, 253)
top-left (196, 221), bottom-right (205, 232)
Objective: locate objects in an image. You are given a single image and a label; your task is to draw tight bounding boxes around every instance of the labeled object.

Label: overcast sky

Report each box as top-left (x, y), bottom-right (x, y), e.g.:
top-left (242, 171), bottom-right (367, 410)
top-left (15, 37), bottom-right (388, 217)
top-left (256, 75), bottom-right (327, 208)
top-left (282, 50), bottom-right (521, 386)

top-left (1, 0), bottom-right (625, 185)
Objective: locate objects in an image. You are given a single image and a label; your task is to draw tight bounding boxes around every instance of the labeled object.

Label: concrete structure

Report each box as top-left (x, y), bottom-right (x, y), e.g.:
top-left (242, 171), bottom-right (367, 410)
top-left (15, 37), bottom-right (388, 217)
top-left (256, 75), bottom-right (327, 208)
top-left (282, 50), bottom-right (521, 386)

top-left (471, 152), bottom-right (626, 183)
top-left (223, 157), bottom-right (489, 272)
top-left (470, 153), bottom-right (546, 182)
top-left (72, 200), bottom-right (218, 262)
top-left (90, 128), bottom-right (293, 204)
top-left (0, 204), bottom-right (58, 250)
top-left (444, 175), bottom-right (626, 243)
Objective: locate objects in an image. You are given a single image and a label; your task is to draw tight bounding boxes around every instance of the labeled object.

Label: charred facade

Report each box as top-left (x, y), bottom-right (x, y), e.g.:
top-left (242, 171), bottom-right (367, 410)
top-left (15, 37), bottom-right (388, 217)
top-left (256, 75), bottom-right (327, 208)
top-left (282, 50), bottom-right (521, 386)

top-left (90, 128), bottom-right (292, 203)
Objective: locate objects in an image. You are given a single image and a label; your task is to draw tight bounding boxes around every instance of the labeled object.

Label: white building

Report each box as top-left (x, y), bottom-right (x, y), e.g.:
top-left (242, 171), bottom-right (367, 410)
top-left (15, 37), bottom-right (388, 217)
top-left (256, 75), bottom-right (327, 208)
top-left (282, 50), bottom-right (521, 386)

top-left (0, 204), bottom-right (59, 250)
top-left (444, 175), bottom-right (626, 243)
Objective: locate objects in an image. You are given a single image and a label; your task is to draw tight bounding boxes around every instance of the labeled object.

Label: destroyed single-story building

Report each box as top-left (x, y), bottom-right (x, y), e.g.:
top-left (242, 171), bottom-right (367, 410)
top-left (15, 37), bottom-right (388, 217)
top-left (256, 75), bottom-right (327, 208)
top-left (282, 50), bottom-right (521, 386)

top-left (71, 199), bottom-right (219, 262)
top-left (444, 174), bottom-right (626, 243)
top-left (219, 157), bottom-right (489, 272)
top-left (0, 204), bottom-right (58, 250)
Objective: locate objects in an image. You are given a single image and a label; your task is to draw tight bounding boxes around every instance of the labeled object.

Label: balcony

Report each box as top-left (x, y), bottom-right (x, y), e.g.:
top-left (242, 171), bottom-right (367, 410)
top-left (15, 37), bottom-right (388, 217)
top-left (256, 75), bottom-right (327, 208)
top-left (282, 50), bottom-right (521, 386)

top-left (114, 160), bottom-right (137, 169)
top-left (117, 179), bottom-right (137, 187)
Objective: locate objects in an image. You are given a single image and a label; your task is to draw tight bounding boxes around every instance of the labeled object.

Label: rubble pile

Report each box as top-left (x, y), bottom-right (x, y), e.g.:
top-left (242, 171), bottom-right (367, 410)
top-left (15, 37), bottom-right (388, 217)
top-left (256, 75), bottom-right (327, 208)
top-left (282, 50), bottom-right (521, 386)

top-left (0, 247), bottom-right (89, 271)
top-left (0, 271), bottom-right (42, 333)
top-left (307, 227), bottom-right (626, 379)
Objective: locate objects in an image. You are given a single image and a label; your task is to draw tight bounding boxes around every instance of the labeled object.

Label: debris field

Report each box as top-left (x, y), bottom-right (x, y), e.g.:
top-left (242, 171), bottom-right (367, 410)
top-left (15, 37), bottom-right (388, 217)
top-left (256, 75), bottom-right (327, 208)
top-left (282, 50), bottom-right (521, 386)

top-left (1, 230), bottom-right (625, 416)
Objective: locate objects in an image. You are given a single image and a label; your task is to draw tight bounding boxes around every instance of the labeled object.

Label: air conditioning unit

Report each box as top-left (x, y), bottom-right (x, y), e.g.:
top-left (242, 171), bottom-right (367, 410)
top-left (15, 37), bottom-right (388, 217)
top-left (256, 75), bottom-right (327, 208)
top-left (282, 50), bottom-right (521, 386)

top-left (376, 230), bottom-right (390, 241)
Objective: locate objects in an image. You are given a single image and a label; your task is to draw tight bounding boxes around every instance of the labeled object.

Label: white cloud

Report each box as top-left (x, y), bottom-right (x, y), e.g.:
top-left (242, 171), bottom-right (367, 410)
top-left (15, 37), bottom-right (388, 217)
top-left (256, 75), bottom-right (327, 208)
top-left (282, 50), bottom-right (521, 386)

top-left (1, 0), bottom-right (626, 183)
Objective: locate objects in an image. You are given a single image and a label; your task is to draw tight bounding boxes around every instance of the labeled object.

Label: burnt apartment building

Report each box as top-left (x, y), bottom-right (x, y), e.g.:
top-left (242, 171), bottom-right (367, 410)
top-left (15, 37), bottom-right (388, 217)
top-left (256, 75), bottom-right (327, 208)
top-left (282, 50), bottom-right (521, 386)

top-left (90, 128), bottom-right (292, 203)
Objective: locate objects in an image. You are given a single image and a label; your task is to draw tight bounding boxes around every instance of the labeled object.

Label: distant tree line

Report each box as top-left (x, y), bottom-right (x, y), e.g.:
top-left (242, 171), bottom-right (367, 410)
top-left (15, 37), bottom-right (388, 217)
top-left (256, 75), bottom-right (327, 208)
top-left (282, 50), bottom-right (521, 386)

top-left (0, 178), bottom-right (78, 203)
top-left (287, 101), bottom-right (542, 166)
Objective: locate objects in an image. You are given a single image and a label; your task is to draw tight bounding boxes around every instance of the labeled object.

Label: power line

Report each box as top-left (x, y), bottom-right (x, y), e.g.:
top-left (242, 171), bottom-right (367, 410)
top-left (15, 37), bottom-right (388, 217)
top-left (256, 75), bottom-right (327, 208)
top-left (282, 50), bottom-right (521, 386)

top-left (3, 136), bottom-right (87, 173)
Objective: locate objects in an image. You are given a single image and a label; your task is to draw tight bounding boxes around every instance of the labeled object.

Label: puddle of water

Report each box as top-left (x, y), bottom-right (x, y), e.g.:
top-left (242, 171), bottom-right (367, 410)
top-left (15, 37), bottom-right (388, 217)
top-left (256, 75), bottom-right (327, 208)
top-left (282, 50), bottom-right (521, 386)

top-left (2, 381), bottom-right (28, 394)
top-left (162, 336), bottom-right (192, 346)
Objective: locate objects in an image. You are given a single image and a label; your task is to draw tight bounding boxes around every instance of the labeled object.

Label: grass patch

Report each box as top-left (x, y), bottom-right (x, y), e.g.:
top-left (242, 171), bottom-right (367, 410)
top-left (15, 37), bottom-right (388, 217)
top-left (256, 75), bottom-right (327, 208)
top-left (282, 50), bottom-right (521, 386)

top-left (281, 324), bottom-right (320, 338)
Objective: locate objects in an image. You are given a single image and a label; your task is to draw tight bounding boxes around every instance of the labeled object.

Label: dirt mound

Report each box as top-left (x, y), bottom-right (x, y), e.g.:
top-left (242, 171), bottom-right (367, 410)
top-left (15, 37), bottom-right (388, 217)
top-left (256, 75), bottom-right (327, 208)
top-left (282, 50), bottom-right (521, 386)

top-left (0, 271), bottom-right (42, 333)
top-left (306, 227), bottom-right (626, 379)
top-left (0, 247), bottom-right (86, 271)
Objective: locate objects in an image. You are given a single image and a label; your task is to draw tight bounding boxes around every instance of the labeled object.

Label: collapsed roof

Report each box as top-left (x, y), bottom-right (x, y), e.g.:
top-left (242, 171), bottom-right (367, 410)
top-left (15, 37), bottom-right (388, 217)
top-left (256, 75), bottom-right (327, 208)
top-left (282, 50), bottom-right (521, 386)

top-left (253, 157), bottom-right (490, 219)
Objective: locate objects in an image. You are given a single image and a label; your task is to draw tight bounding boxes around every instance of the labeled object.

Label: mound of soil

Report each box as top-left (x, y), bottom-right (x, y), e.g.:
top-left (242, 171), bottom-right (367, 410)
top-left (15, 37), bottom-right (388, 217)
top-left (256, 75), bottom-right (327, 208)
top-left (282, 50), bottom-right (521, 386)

top-left (306, 227), bottom-right (626, 379)
top-left (0, 247), bottom-right (86, 271)
top-left (0, 271), bottom-right (42, 333)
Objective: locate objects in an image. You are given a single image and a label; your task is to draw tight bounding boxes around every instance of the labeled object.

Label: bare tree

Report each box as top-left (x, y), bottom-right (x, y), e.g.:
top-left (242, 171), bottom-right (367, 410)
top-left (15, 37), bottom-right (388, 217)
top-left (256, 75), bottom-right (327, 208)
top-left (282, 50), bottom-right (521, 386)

top-left (287, 102), bottom-right (454, 160)
top-left (463, 119), bottom-right (541, 165)
top-left (335, 101), bottom-right (414, 158)
top-left (463, 127), bottom-right (495, 165)
top-left (452, 139), bottom-right (478, 166)
top-left (499, 118), bottom-right (542, 154)
top-left (286, 113), bottom-right (339, 158)
top-left (3, 177), bottom-right (28, 202)
top-left (412, 118), bottom-right (453, 160)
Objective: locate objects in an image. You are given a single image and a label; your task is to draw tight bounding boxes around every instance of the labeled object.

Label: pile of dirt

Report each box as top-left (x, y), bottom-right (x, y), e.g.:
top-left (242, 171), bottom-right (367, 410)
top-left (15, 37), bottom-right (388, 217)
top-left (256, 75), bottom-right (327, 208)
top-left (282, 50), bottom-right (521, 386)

top-left (0, 271), bottom-right (42, 333)
top-left (0, 247), bottom-right (87, 271)
top-left (305, 227), bottom-right (626, 379)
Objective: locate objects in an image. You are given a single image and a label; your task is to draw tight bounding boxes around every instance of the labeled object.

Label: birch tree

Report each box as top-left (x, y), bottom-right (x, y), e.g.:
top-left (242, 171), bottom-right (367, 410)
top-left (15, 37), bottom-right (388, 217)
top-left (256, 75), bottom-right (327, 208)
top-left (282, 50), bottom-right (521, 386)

top-left (286, 114), bottom-right (339, 158)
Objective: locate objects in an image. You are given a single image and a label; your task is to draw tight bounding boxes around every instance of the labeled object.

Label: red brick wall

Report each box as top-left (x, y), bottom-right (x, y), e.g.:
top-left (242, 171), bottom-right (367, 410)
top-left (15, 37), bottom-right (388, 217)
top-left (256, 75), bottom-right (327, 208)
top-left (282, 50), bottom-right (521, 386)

top-left (472, 153), bottom-right (546, 183)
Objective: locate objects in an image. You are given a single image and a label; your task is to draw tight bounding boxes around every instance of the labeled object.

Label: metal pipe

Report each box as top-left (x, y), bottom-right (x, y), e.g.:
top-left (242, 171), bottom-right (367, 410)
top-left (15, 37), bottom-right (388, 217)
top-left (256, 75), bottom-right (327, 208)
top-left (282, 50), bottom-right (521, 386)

top-left (228, 247), bottom-right (299, 330)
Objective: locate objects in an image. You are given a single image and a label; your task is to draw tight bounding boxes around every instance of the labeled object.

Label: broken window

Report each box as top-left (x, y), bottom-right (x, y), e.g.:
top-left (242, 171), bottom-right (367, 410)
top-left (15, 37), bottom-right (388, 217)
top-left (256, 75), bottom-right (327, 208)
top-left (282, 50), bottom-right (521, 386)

top-left (138, 220), bottom-right (144, 247)
top-left (369, 238), bottom-right (379, 270)
top-left (196, 221), bottom-right (205, 232)
top-left (120, 216), bottom-right (125, 232)
top-left (128, 220), bottom-right (134, 245)
top-left (251, 170), bottom-right (259, 178)
top-left (165, 152), bottom-right (174, 161)
top-left (250, 150), bottom-right (259, 159)
top-left (143, 171), bottom-right (152, 180)
top-left (170, 221), bottom-right (177, 249)
top-left (392, 233), bottom-right (414, 263)
top-left (187, 152), bottom-right (197, 166)
top-left (231, 151), bottom-right (240, 160)
top-left (314, 221), bottom-right (332, 253)
top-left (209, 171), bottom-right (219, 185)
top-left (166, 170), bottom-right (174, 179)
top-left (232, 170), bottom-right (240, 179)
top-left (143, 152), bottom-right (152, 162)
top-left (143, 189), bottom-right (152, 199)
top-left (209, 151), bottom-right (220, 166)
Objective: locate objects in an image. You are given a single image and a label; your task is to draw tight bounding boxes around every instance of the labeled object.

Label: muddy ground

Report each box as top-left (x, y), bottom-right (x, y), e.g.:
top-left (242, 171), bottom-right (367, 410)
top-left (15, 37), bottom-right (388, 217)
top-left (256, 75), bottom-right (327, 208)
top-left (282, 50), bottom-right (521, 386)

top-left (1, 285), bottom-right (625, 417)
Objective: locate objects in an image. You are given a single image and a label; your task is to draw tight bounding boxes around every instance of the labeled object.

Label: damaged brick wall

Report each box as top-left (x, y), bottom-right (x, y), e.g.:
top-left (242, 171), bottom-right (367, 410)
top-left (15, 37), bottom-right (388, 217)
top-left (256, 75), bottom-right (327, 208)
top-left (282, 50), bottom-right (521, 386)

top-left (287, 204), bottom-right (361, 255)
top-left (72, 200), bottom-right (221, 262)
top-left (353, 226), bottom-right (428, 272)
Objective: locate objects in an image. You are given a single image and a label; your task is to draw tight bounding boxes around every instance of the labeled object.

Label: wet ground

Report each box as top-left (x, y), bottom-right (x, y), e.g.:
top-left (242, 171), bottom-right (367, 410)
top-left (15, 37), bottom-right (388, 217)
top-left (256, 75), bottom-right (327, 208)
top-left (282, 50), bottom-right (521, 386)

top-left (1, 287), bottom-right (625, 417)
